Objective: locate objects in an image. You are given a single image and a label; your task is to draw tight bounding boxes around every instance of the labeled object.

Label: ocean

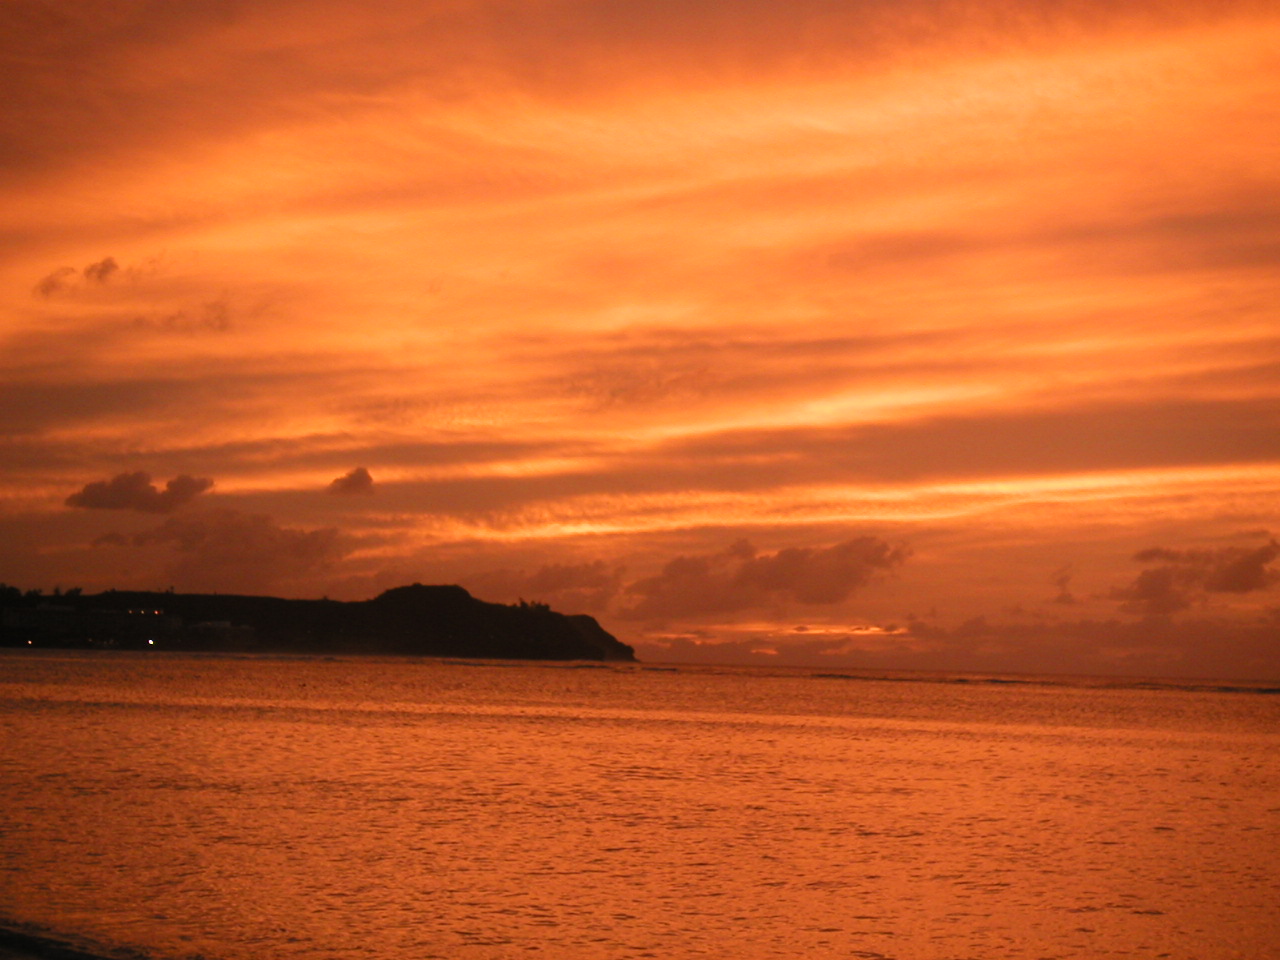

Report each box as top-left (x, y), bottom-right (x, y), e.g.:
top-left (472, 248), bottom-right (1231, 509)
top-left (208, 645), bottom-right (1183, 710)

top-left (1, 650), bottom-right (1277, 960)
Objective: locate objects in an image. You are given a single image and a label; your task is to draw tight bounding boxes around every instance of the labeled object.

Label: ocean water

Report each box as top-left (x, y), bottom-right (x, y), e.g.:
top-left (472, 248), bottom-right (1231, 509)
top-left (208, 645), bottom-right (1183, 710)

top-left (1, 651), bottom-right (1277, 960)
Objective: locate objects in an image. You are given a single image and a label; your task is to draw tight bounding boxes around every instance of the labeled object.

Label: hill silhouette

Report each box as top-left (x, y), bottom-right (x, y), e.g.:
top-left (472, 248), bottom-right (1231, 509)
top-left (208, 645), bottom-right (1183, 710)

top-left (0, 583), bottom-right (635, 661)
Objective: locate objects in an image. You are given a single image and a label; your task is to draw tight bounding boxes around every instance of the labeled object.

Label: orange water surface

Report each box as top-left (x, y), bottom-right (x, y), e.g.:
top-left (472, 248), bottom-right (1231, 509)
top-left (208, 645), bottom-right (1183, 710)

top-left (1, 651), bottom-right (1277, 959)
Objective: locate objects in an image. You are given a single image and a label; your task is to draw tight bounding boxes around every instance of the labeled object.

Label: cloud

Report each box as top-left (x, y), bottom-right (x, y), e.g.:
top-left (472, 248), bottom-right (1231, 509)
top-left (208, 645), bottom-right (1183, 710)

top-left (737, 538), bottom-right (911, 604)
top-left (469, 560), bottom-right (626, 613)
top-left (65, 472), bottom-right (214, 514)
top-left (1206, 541), bottom-right (1280, 592)
top-left (1141, 541), bottom-right (1280, 594)
top-left (656, 396), bottom-right (1280, 487)
top-left (634, 609), bottom-right (1280, 680)
top-left (83, 256), bottom-right (118, 283)
top-left (132, 508), bottom-right (350, 594)
top-left (33, 266), bottom-right (76, 298)
top-left (131, 297), bottom-right (234, 334)
top-left (327, 466), bottom-right (375, 495)
top-left (619, 536), bottom-right (907, 620)
top-left (524, 560), bottom-right (622, 596)
top-left (1110, 566), bottom-right (1194, 618)
top-left (32, 257), bottom-right (118, 297)
top-left (1051, 565), bottom-right (1077, 605)
top-left (1112, 539), bottom-right (1280, 617)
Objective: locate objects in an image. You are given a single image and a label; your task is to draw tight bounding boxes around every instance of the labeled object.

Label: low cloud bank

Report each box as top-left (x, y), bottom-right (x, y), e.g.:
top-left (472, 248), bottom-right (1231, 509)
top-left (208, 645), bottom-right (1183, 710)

top-left (618, 537), bottom-right (908, 620)
top-left (1112, 540), bottom-right (1279, 617)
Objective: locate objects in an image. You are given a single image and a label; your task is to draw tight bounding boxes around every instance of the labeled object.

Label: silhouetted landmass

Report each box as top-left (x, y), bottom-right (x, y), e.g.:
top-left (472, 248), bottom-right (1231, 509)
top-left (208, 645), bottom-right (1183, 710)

top-left (0, 583), bottom-right (635, 661)
top-left (0, 923), bottom-right (113, 960)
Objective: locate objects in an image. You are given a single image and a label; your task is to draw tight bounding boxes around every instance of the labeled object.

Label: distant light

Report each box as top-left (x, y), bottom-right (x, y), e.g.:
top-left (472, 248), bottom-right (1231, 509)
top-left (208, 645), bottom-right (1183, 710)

top-left (147, 639), bottom-right (155, 645)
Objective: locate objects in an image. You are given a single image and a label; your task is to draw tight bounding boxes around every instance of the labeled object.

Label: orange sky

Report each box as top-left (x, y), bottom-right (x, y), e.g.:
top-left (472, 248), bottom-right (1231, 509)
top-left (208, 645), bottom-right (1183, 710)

top-left (3, 0), bottom-right (1278, 679)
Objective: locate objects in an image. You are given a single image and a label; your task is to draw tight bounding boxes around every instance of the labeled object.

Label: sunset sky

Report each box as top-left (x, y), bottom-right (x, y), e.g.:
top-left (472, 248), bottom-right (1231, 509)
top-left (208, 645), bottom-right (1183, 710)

top-left (3, 0), bottom-right (1278, 679)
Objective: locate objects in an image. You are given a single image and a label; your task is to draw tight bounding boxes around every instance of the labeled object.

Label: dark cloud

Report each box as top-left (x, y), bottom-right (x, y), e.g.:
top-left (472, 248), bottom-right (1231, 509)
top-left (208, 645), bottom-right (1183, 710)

top-left (32, 257), bottom-right (118, 297)
top-left (736, 538), bottom-right (909, 604)
top-left (1132, 541), bottom-right (1280, 594)
top-left (619, 537), bottom-right (907, 620)
top-left (65, 472), bottom-right (213, 514)
top-left (524, 560), bottom-right (624, 611)
top-left (1112, 539), bottom-right (1280, 618)
top-left (478, 560), bottom-right (627, 613)
top-left (1111, 566), bottom-right (1193, 618)
top-left (619, 541), bottom-right (754, 621)
top-left (1050, 565), bottom-right (1076, 605)
top-left (82, 256), bottom-right (118, 283)
top-left (525, 559), bottom-right (621, 594)
top-left (328, 466), bottom-right (375, 496)
top-left (132, 509), bottom-right (349, 594)
top-left (1205, 541), bottom-right (1280, 593)
top-left (1133, 547), bottom-right (1182, 563)
top-left (131, 297), bottom-right (233, 334)
top-left (33, 266), bottom-right (76, 298)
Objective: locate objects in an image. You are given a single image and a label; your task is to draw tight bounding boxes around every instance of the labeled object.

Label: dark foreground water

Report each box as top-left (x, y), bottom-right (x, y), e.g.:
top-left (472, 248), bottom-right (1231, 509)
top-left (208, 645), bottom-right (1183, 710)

top-left (1, 650), bottom-right (1277, 960)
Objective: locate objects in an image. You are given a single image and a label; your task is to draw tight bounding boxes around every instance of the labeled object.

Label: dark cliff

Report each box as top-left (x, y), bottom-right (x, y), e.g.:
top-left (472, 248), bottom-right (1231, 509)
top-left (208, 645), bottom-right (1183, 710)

top-left (0, 583), bottom-right (635, 661)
